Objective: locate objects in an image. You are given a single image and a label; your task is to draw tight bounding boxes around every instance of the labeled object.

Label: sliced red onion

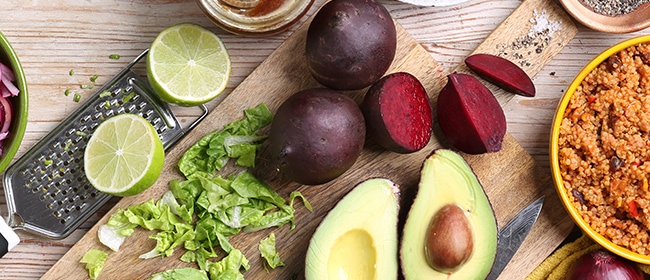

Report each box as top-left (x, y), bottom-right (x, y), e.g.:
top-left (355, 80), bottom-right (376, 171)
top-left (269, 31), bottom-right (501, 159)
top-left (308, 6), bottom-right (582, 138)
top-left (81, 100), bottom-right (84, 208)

top-left (0, 63), bottom-right (14, 82)
top-left (0, 62), bottom-right (18, 157)
top-left (1, 78), bottom-right (19, 97)
top-left (0, 62), bottom-right (19, 97)
top-left (0, 96), bottom-right (13, 136)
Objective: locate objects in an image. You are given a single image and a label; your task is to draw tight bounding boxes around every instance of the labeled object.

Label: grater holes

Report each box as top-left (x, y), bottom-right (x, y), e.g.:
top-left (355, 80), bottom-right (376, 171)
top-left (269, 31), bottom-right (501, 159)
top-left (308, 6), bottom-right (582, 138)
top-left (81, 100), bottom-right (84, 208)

top-left (80, 115), bottom-right (91, 124)
top-left (105, 110), bottom-right (116, 119)
top-left (135, 101), bottom-right (145, 111)
top-left (64, 128), bottom-right (77, 138)
top-left (143, 109), bottom-right (154, 119)
top-left (124, 103), bottom-right (137, 114)
top-left (90, 112), bottom-right (104, 122)
top-left (38, 172), bottom-right (50, 183)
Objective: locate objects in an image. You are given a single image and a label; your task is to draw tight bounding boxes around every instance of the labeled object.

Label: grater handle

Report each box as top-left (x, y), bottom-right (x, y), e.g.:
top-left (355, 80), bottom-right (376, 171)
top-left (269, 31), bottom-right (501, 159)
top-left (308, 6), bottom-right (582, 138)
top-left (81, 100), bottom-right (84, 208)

top-left (0, 217), bottom-right (19, 257)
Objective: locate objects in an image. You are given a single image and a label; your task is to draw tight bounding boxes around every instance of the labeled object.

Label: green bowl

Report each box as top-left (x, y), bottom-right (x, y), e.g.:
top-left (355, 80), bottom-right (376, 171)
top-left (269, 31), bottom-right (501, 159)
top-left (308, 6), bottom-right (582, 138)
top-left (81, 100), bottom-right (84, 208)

top-left (0, 32), bottom-right (28, 174)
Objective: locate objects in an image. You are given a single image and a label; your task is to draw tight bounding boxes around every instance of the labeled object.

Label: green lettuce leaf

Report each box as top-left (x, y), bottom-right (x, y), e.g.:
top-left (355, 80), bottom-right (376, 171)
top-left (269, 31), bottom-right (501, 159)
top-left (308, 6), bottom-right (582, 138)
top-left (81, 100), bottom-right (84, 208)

top-left (80, 249), bottom-right (108, 280)
top-left (148, 267), bottom-right (209, 280)
top-left (178, 103), bottom-right (273, 177)
top-left (259, 233), bottom-right (284, 270)
top-left (207, 249), bottom-right (250, 280)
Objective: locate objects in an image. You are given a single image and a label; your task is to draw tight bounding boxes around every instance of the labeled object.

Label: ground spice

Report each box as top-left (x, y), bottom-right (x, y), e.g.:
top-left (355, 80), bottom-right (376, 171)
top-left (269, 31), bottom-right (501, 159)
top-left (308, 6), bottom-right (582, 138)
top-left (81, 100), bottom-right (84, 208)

top-left (496, 9), bottom-right (562, 68)
top-left (580, 0), bottom-right (649, 16)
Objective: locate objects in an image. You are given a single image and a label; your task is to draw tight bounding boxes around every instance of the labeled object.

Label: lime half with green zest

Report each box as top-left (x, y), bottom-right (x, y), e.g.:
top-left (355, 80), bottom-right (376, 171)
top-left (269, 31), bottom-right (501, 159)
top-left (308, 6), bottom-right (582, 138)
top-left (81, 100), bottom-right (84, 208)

top-left (147, 22), bottom-right (231, 106)
top-left (84, 114), bottom-right (164, 197)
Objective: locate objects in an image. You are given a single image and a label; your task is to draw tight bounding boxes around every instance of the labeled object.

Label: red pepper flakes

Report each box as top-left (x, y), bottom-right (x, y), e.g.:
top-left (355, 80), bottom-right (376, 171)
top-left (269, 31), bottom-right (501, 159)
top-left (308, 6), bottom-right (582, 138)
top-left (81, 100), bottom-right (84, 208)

top-left (629, 200), bottom-right (639, 217)
top-left (588, 95), bottom-right (597, 103)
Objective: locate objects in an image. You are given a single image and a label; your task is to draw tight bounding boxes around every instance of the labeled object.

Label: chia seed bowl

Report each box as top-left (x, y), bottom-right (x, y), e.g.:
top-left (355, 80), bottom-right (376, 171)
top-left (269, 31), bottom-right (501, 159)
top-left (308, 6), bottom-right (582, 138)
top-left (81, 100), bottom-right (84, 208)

top-left (559, 0), bottom-right (650, 33)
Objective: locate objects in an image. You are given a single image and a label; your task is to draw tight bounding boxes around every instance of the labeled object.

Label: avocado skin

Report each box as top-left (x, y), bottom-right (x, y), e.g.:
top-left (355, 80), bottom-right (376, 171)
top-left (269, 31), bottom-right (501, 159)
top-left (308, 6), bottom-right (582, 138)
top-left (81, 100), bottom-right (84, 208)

top-left (400, 149), bottom-right (497, 279)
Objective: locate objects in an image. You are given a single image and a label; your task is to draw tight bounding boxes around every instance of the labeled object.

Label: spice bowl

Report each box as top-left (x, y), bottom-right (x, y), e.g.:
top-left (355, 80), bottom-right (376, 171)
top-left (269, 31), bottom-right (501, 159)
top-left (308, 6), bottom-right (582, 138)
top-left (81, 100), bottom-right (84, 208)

top-left (0, 32), bottom-right (28, 173)
top-left (550, 35), bottom-right (650, 264)
top-left (195, 0), bottom-right (314, 36)
top-left (559, 0), bottom-right (650, 33)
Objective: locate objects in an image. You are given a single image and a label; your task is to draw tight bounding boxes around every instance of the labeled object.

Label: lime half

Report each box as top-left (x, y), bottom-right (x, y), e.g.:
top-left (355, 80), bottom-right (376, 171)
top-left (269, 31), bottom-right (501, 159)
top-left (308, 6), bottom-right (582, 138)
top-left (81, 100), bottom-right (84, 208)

top-left (84, 114), bottom-right (165, 197)
top-left (147, 23), bottom-right (231, 106)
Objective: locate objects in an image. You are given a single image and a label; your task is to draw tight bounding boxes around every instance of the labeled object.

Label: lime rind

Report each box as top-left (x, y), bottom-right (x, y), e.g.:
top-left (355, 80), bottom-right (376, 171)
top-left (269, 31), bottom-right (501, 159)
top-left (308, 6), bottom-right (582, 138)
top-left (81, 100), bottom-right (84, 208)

top-left (147, 23), bottom-right (231, 106)
top-left (84, 114), bottom-right (164, 197)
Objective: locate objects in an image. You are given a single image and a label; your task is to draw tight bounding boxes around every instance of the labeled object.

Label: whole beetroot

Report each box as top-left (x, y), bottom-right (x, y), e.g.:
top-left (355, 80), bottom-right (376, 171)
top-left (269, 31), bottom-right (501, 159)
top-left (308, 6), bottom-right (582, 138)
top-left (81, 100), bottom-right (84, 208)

top-left (305, 0), bottom-right (396, 90)
top-left (268, 88), bottom-right (366, 185)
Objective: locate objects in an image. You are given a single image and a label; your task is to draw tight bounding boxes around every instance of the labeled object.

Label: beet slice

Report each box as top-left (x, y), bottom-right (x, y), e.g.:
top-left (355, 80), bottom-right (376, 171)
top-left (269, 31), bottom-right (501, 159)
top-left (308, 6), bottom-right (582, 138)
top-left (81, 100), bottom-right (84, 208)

top-left (465, 53), bottom-right (536, 97)
top-left (361, 72), bottom-right (433, 153)
top-left (437, 73), bottom-right (506, 154)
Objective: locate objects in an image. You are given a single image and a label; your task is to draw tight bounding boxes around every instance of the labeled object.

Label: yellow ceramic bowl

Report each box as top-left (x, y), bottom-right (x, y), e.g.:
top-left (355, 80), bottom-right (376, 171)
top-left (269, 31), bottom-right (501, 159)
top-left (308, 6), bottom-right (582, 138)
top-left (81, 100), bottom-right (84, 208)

top-left (0, 32), bottom-right (28, 174)
top-left (550, 35), bottom-right (650, 264)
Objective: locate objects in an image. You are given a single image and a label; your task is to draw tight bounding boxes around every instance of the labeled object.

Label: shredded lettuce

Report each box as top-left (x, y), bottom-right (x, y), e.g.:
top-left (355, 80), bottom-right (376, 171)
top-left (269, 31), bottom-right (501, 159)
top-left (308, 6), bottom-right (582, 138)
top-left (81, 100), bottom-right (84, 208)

top-left (97, 171), bottom-right (308, 278)
top-left (178, 103), bottom-right (273, 177)
top-left (92, 104), bottom-right (310, 279)
top-left (148, 267), bottom-right (209, 280)
top-left (80, 249), bottom-right (108, 280)
top-left (259, 233), bottom-right (284, 270)
top-left (207, 249), bottom-right (249, 280)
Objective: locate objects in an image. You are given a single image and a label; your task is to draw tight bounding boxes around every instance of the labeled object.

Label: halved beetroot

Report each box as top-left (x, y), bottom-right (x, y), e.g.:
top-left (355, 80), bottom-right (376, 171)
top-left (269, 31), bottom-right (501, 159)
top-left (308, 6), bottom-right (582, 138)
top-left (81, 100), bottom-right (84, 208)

top-left (361, 72), bottom-right (433, 153)
top-left (437, 73), bottom-right (506, 154)
top-left (465, 53), bottom-right (536, 97)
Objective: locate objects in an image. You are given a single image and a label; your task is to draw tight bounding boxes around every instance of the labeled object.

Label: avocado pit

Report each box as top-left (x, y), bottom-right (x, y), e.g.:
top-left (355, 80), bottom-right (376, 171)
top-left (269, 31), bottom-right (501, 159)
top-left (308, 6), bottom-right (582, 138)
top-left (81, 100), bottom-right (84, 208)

top-left (425, 203), bottom-right (473, 272)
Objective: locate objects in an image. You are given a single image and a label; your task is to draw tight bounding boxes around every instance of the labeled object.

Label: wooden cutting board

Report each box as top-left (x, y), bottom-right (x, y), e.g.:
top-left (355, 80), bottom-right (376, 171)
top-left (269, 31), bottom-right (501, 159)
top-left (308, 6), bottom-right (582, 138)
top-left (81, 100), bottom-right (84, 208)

top-left (44, 0), bottom-right (578, 279)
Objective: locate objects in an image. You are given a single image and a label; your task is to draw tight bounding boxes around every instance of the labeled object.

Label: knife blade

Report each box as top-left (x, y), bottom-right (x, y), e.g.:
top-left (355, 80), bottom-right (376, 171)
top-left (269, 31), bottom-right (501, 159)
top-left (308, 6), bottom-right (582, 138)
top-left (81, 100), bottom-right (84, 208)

top-left (486, 196), bottom-right (545, 280)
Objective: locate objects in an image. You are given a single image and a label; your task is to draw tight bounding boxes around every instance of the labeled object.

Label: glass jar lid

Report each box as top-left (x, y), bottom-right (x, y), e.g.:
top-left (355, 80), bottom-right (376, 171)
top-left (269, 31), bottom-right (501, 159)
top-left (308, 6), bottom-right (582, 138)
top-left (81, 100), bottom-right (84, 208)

top-left (196, 0), bottom-right (314, 36)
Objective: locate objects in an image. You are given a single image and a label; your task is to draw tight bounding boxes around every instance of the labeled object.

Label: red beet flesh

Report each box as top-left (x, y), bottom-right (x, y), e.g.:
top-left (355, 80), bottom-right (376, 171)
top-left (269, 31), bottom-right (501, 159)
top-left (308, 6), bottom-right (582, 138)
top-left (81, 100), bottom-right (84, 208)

top-left (465, 53), bottom-right (536, 97)
top-left (436, 73), bottom-right (506, 154)
top-left (361, 72), bottom-right (433, 153)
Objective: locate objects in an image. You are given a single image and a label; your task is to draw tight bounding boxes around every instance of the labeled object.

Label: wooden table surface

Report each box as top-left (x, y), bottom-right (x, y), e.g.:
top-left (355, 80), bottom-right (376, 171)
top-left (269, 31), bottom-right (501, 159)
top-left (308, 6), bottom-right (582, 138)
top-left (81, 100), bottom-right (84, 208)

top-left (0, 0), bottom-right (648, 279)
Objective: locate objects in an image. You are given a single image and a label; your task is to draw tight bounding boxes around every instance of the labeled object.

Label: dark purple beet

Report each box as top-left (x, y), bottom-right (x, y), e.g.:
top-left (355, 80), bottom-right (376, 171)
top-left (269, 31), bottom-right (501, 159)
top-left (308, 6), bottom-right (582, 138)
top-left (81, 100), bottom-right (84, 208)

top-left (268, 88), bottom-right (366, 185)
top-left (465, 53), bottom-right (536, 97)
top-left (305, 0), bottom-right (396, 90)
top-left (436, 73), bottom-right (506, 154)
top-left (361, 72), bottom-right (433, 153)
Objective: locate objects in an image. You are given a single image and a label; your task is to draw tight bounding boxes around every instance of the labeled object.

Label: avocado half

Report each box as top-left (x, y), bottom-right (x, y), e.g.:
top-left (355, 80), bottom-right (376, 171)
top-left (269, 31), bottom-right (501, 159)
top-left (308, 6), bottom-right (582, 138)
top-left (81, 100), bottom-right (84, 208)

top-left (305, 178), bottom-right (400, 280)
top-left (401, 149), bottom-right (497, 279)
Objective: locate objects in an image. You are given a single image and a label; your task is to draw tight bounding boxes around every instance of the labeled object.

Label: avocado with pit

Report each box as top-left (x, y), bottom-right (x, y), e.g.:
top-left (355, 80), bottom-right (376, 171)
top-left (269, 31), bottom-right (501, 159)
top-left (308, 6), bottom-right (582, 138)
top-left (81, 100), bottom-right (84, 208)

top-left (305, 178), bottom-right (400, 280)
top-left (401, 149), bottom-right (497, 279)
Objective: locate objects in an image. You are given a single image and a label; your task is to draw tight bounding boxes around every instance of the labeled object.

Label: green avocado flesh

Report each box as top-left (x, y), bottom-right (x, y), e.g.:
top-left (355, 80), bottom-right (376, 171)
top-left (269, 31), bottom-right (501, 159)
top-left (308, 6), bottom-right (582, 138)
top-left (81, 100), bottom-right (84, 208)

top-left (305, 178), bottom-right (400, 280)
top-left (401, 149), bottom-right (497, 279)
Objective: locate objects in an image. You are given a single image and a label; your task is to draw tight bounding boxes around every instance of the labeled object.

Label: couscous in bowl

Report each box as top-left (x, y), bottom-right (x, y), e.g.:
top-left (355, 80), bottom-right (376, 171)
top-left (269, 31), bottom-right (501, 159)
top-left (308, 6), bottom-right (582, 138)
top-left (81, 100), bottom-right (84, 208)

top-left (551, 35), bottom-right (650, 264)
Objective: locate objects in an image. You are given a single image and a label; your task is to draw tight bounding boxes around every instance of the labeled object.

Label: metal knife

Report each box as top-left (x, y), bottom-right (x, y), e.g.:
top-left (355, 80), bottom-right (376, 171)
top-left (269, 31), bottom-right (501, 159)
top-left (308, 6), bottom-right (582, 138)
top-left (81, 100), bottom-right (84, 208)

top-left (486, 196), bottom-right (545, 280)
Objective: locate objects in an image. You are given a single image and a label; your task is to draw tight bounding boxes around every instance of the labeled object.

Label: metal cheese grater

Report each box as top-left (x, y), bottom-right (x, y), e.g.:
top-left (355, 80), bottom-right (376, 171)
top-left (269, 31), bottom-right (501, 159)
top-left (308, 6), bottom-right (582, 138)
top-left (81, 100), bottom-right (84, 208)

top-left (0, 50), bottom-right (208, 257)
